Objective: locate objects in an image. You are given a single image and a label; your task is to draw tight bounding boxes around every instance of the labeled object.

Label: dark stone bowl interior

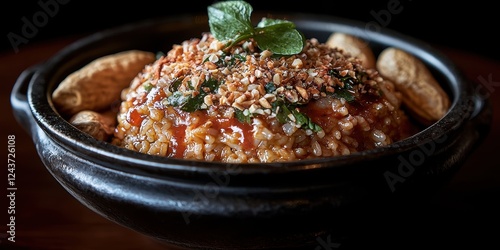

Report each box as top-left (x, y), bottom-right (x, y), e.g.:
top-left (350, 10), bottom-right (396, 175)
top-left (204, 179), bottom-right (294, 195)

top-left (10, 12), bottom-right (492, 249)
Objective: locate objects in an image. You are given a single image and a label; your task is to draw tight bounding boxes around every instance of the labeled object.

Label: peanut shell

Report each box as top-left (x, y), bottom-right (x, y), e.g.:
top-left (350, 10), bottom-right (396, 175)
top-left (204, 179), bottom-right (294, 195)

top-left (376, 47), bottom-right (450, 125)
top-left (52, 50), bottom-right (156, 116)
top-left (68, 110), bottom-right (117, 141)
top-left (326, 33), bottom-right (376, 69)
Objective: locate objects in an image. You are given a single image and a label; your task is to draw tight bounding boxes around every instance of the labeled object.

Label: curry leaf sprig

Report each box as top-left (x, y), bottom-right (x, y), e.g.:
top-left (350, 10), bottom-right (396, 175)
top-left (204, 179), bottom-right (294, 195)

top-left (207, 0), bottom-right (305, 55)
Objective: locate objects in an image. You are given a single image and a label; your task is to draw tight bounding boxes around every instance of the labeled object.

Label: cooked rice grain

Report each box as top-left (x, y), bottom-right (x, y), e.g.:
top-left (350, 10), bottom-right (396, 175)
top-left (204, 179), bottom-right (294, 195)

top-left (112, 33), bottom-right (418, 163)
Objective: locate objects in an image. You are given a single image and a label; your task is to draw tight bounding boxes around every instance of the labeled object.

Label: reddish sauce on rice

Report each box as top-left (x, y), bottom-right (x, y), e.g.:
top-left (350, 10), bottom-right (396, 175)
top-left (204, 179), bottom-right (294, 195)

top-left (112, 33), bottom-right (418, 163)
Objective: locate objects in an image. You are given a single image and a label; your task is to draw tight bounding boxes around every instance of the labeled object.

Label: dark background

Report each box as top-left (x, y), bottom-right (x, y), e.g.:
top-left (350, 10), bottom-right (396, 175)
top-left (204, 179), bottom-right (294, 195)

top-left (1, 0), bottom-right (498, 62)
top-left (1, 1), bottom-right (499, 249)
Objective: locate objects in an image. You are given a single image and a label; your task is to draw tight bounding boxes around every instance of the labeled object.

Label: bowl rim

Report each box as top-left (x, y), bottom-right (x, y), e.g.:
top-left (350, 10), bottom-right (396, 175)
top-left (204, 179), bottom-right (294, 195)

top-left (26, 12), bottom-right (474, 175)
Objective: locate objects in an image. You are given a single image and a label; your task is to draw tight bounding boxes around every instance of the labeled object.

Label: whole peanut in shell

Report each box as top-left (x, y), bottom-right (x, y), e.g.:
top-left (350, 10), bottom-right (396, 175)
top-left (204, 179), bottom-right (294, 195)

top-left (68, 110), bottom-right (117, 141)
top-left (377, 47), bottom-right (450, 125)
top-left (326, 33), bottom-right (376, 69)
top-left (52, 50), bottom-right (156, 116)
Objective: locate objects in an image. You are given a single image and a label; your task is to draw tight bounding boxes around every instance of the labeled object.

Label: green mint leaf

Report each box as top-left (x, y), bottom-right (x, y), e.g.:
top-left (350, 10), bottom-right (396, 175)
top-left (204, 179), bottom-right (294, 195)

top-left (256, 18), bottom-right (295, 28)
top-left (207, 1), bottom-right (305, 55)
top-left (207, 0), bottom-right (254, 41)
top-left (255, 19), bottom-right (303, 55)
top-left (254, 26), bottom-right (305, 55)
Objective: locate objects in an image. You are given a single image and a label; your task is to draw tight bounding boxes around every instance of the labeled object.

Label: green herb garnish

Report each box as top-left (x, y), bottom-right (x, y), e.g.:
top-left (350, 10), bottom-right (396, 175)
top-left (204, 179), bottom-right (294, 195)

top-left (207, 0), bottom-right (305, 55)
top-left (331, 87), bottom-right (355, 102)
top-left (167, 78), bottom-right (221, 112)
top-left (168, 79), bottom-right (182, 93)
top-left (234, 109), bottom-right (252, 124)
top-left (327, 69), bottom-right (360, 102)
top-left (204, 52), bottom-right (247, 67)
top-left (155, 51), bottom-right (165, 60)
top-left (264, 82), bottom-right (277, 93)
top-left (143, 82), bottom-right (153, 92)
top-left (291, 108), bottom-right (322, 132)
top-left (272, 98), bottom-right (322, 132)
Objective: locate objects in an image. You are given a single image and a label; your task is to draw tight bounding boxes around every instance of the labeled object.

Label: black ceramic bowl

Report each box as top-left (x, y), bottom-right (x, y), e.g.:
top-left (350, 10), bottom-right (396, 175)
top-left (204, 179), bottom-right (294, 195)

top-left (11, 13), bottom-right (492, 249)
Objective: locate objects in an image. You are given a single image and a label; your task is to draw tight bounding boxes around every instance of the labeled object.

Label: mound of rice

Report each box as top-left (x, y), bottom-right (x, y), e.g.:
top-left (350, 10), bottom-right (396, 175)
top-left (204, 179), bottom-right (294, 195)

top-left (112, 33), bottom-right (417, 163)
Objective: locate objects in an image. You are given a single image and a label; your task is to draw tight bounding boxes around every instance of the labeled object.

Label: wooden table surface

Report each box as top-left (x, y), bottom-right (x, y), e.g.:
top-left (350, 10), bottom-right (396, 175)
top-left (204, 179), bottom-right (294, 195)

top-left (1, 34), bottom-right (499, 250)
